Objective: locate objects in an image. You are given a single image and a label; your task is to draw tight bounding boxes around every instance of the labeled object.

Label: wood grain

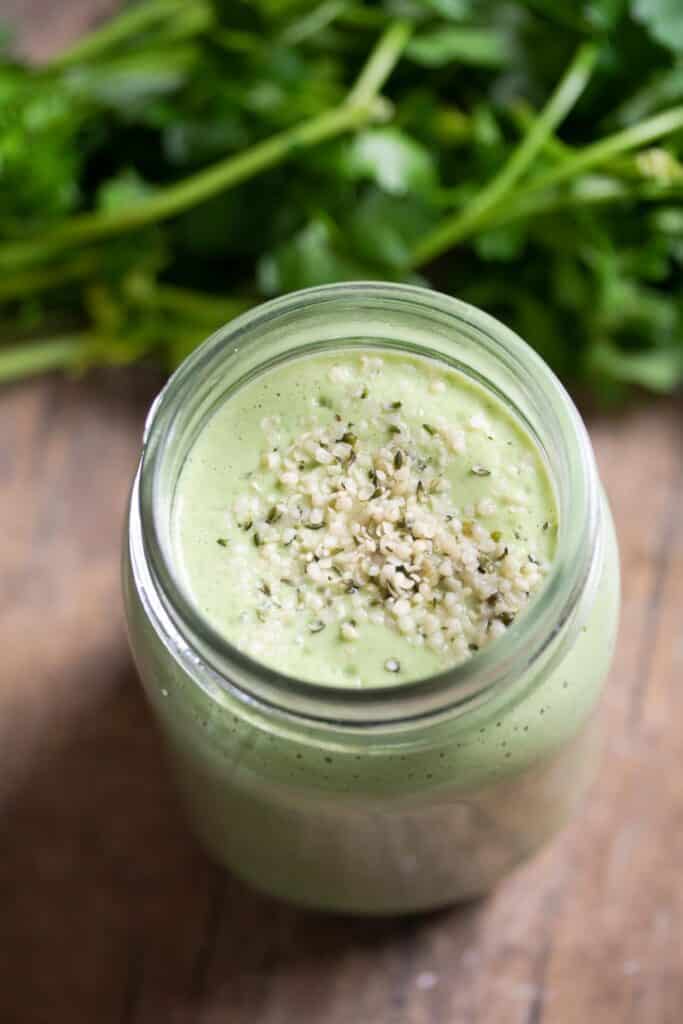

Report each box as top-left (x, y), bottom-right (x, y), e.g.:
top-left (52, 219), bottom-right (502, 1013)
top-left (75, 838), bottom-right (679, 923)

top-left (1, 373), bottom-right (681, 1024)
top-left (2, 4), bottom-right (683, 1022)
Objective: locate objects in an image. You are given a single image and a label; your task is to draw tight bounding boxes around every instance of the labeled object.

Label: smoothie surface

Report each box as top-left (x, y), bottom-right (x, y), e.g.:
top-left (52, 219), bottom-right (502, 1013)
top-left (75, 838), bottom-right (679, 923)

top-left (172, 349), bottom-right (557, 687)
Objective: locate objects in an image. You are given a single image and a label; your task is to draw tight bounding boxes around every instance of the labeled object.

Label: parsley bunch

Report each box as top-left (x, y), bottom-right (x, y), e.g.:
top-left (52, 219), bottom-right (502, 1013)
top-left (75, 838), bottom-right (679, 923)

top-left (1, 0), bottom-right (682, 399)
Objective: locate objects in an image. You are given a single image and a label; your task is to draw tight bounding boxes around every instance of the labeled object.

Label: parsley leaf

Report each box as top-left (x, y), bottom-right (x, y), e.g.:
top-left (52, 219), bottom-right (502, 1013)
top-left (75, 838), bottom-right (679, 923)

top-left (0, 0), bottom-right (682, 400)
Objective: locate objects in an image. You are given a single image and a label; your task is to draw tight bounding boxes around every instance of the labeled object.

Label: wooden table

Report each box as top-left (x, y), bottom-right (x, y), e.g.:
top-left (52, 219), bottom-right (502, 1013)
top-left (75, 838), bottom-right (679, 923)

top-left (2, 7), bottom-right (683, 1023)
top-left (2, 368), bottom-right (682, 1024)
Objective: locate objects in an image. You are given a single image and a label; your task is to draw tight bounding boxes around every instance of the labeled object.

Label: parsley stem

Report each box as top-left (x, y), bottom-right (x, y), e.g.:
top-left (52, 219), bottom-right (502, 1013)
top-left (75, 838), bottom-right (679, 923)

top-left (412, 41), bottom-right (598, 266)
top-left (346, 19), bottom-right (412, 107)
top-left (0, 99), bottom-right (385, 270)
top-left (469, 106), bottom-right (683, 236)
top-left (0, 254), bottom-right (97, 300)
top-left (510, 105), bottom-right (683, 198)
top-left (0, 336), bottom-right (85, 383)
top-left (280, 1), bottom-right (347, 46)
top-left (510, 103), bottom-right (667, 182)
top-left (0, 20), bottom-right (410, 272)
top-left (486, 180), bottom-right (683, 227)
top-left (140, 284), bottom-right (253, 322)
top-left (48, 0), bottom-right (189, 69)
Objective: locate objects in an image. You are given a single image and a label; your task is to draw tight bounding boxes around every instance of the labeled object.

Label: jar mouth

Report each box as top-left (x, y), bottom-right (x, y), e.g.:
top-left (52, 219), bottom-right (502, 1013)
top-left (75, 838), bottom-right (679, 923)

top-left (135, 282), bottom-right (600, 726)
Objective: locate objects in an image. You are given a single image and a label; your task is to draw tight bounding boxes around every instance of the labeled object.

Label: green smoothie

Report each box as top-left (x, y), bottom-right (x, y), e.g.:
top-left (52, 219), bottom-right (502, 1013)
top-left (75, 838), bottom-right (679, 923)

top-left (124, 286), bottom-right (619, 912)
top-left (173, 350), bottom-right (556, 687)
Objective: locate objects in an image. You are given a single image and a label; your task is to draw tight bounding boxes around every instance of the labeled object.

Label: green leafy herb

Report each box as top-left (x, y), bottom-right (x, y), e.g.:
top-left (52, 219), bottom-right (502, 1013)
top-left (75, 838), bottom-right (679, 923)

top-left (632, 0), bottom-right (683, 53)
top-left (0, 1), bottom-right (681, 400)
top-left (339, 129), bottom-right (437, 196)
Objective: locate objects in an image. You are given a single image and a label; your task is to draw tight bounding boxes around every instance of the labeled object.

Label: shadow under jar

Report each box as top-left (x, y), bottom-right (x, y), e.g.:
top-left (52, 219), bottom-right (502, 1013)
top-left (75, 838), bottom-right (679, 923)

top-left (123, 283), bottom-right (620, 914)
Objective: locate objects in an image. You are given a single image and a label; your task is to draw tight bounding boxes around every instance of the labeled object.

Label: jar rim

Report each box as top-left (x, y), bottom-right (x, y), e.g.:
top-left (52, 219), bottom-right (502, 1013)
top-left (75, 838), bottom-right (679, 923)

top-left (134, 282), bottom-right (600, 726)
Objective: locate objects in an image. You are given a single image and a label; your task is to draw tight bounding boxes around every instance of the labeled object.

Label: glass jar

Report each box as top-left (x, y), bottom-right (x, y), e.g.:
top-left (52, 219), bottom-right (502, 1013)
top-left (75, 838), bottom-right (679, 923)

top-left (123, 283), bottom-right (619, 914)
